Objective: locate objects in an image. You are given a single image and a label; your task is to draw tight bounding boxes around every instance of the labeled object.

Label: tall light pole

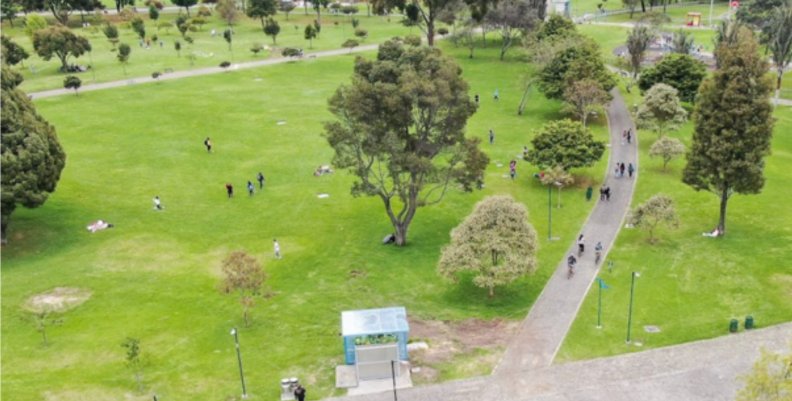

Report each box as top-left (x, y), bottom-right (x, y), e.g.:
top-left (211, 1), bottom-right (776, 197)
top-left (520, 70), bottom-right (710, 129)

top-left (230, 328), bottom-right (248, 399)
top-left (626, 272), bottom-right (640, 343)
top-left (709, 0), bottom-right (714, 27)
top-left (547, 183), bottom-right (552, 240)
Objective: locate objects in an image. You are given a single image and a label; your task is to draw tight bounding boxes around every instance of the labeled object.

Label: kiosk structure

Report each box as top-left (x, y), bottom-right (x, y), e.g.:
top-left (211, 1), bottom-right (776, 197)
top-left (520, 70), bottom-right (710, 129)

top-left (341, 307), bottom-right (409, 381)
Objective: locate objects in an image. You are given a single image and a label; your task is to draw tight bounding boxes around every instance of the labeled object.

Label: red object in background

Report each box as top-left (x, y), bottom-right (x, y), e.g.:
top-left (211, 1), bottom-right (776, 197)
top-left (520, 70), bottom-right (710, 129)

top-left (730, 1), bottom-right (739, 8)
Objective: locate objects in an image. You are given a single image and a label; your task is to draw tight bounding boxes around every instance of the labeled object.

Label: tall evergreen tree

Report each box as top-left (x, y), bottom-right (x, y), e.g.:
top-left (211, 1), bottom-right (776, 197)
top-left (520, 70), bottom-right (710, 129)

top-left (682, 27), bottom-right (774, 235)
top-left (1, 66), bottom-right (66, 242)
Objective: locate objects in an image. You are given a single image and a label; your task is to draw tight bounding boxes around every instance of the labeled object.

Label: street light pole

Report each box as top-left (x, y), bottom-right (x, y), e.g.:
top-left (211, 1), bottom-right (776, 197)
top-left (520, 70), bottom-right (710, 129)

top-left (626, 272), bottom-right (640, 343)
top-left (391, 360), bottom-right (398, 401)
top-left (597, 277), bottom-right (603, 328)
top-left (709, 0), bottom-right (714, 27)
top-left (548, 183), bottom-right (552, 240)
top-left (230, 328), bottom-right (248, 399)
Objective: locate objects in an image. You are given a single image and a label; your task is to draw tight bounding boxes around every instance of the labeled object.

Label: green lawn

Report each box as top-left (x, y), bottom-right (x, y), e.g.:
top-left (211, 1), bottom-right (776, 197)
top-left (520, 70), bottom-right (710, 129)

top-left (557, 84), bottom-right (792, 361)
top-left (1, 43), bottom-right (609, 400)
top-left (3, 10), bottom-right (416, 92)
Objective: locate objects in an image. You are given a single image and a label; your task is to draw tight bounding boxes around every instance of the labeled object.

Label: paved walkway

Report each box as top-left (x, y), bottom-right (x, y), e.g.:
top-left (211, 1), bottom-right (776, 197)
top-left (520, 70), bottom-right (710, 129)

top-left (494, 89), bottom-right (638, 373)
top-left (28, 44), bottom-right (380, 100)
top-left (323, 91), bottom-right (792, 400)
top-left (325, 322), bottom-right (792, 401)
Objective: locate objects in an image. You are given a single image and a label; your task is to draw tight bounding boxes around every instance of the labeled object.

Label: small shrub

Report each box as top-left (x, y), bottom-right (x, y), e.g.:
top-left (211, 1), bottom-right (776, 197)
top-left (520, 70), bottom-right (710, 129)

top-left (438, 27), bottom-right (449, 35)
top-left (219, 61), bottom-right (231, 68)
top-left (354, 28), bottom-right (367, 40)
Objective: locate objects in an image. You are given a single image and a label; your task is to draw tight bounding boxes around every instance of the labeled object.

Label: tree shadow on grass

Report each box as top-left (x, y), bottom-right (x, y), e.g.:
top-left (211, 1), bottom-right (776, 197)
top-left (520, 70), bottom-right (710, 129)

top-left (440, 272), bottom-right (548, 319)
top-left (2, 199), bottom-right (89, 262)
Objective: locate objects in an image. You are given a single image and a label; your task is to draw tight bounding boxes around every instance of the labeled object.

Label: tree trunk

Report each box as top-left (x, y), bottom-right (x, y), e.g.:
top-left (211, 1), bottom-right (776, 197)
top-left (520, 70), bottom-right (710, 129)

top-left (488, 285), bottom-right (494, 298)
top-left (718, 186), bottom-right (729, 235)
top-left (469, 46), bottom-right (474, 58)
top-left (776, 70), bottom-right (783, 105)
top-left (499, 34), bottom-right (509, 60)
top-left (481, 29), bottom-right (486, 46)
top-left (316, 8), bottom-right (321, 24)
top-left (1, 213), bottom-right (9, 243)
top-left (426, 18), bottom-right (435, 46)
top-left (640, 0), bottom-right (646, 12)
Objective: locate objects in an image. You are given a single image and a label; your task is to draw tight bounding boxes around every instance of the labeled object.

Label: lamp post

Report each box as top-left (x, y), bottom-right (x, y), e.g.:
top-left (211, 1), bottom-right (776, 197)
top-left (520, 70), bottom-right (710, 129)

top-left (230, 328), bottom-right (248, 399)
top-left (626, 272), bottom-right (640, 343)
top-left (547, 183), bottom-right (552, 240)
top-left (709, 0), bottom-right (714, 27)
top-left (597, 277), bottom-right (603, 328)
top-left (391, 360), bottom-right (398, 401)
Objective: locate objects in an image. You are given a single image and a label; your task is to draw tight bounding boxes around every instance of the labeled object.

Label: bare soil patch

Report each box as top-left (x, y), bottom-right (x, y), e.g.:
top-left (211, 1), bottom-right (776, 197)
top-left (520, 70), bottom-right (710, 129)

top-left (408, 317), bottom-right (519, 383)
top-left (25, 287), bottom-right (92, 313)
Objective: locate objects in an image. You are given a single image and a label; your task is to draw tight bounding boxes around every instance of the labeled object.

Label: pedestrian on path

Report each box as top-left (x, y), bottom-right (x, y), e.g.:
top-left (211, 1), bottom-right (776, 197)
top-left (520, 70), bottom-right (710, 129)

top-left (615, 163), bottom-right (621, 177)
top-left (153, 195), bottom-right (162, 210)
top-left (577, 234), bottom-right (585, 255)
top-left (628, 163), bottom-right (635, 178)
top-left (489, 129), bottom-right (495, 144)
top-left (619, 163), bottom-right (626, 177)
top-left (599, 186), bottom-right (605, 201)
top-left (257, 172), bottom-right (265, 188)
top-left (627, 129), bottom-right (632, 144)
top-left (273, 239), bottom-right (281, 259)
top-left (622, 130), bottom-right (626, 145)
top-left (604, 186), bottom-right (611, 201)
top-left (204, 137), bottom-right (212, 153)
top-left (247, 180), bottom-right (254, 196)
top-left (225, 183), bottom-right (234, 198)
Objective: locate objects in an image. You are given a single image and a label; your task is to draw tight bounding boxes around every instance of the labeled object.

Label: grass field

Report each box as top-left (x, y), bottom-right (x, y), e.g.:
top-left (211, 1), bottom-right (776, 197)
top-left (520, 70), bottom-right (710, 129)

top-left (2, 9), bottom-right (417, 92)
top-left (0, 42), bottom-right (610, 400)
top-left (556, 79), bottom-right (792, 361)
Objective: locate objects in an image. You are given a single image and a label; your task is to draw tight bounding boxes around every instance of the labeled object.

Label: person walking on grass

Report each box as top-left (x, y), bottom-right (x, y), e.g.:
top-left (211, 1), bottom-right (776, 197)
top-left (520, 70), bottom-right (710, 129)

top-left (225, 183), bottom-right (234, 198)
top-left (247, 181), bottom-right (254, 196)
top-left (153, 196), bottom-right (162, 210)
top-left (204, 137), bottom-right (212, 153)
top-left (294, 385), bottom-right (306, 401)
top-left (509, 159), bottom-right (517, 180)
top-left (257, 172), bottom-right (265, 189)
top-left (273, 239), bottom-right (281, 259)
top-left (489, 129), bottom-right (495, 145)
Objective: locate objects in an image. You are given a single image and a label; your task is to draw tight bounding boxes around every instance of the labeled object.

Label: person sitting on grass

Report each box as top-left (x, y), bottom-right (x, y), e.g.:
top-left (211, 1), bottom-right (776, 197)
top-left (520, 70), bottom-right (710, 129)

top-left (87, 220), bottom-right (114, 233)
top-left (314, 165), bottom-right (333, 176)
top-left (702, 227), bottom-right (721, 237)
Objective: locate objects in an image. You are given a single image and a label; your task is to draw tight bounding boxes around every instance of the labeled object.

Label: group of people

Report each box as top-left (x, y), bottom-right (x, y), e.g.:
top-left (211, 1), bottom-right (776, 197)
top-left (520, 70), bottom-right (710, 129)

top-left (566, 235), bottom-right (605, 278)
top-left (615, 162), bottom-right (635, 178)
top-left (224, 173), bottom-right (264, 198)
top-left (599, 186), bottom-right (612, 201)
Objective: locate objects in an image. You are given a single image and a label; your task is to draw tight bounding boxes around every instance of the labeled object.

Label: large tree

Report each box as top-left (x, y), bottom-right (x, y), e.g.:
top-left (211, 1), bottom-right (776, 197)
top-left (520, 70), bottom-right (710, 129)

top-left (537, 37), bottom-right (615, 100)
top-left (483, 0), bottom-right (538, 60)
top-left (216, 0), bottom-right (239, 25)
top-left (324, 39), bottom-right (488, 246)
top-left (32, 26), bottom-right (91, 72)
top-left (682, 27), bottom-right (774, 236)
top-left (637, 53), bottom-right (706, 103)
top-left (1, 36), bottom-right (30, 66)
top-left (44, 0), bottom-right (103, 25)
top-left (247, 0), bottom-right (277, 30)
top-left (524, 119), bottom-right (605, 171)
top-left (562, 78), bottom-right (611, 127)
top-left (736, 0), bottom-right (785, 37)
top-left (438, 195), bottom-right (538, 298)
top-left (626, 24), bottom-right (653, 79)
top-left (767, 3), bottom-right (792, 104)
top-left (385, 0), bottom-right (460, 46)
top-left (635, 83), bottom-right (687, 138)
top-left (172, 0), bottom-right (197, 15)
top-left (1, 66), bottom-right (66, 242)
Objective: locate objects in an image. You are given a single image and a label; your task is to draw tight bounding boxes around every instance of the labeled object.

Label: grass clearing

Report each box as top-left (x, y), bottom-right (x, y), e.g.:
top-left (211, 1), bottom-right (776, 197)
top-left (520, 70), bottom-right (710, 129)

top-left (1, 42), bottom-right (609, 400)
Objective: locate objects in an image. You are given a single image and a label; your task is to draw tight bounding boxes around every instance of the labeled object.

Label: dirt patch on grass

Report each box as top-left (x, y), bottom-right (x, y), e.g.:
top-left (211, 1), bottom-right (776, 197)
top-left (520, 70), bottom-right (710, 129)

top-left (408, 317), bottom-right (519, 383)
top-left (25, 287), bottom-right (91, 313)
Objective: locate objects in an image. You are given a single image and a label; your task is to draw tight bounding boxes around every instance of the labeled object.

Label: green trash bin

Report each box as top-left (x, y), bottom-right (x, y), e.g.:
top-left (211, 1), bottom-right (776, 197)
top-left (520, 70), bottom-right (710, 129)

top-left (729, 319), bottom-right (739, 333)
top-left (745, 315), bottom-right (754, 330)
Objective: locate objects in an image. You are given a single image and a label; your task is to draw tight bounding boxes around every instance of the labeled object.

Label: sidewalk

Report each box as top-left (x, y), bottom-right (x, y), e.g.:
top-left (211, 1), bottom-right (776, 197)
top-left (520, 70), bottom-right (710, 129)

top-left (493, 89), bottom-right (638, 374)
top-left (28, 44), bottom-right (379, 100)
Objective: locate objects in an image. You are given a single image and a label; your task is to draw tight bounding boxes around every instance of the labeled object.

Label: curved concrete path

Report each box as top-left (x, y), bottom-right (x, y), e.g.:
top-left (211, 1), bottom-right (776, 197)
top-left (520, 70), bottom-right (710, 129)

top-left (323, 91), bottom-right (792, 400)
top-left (493, 89), bottom-right (638, 374)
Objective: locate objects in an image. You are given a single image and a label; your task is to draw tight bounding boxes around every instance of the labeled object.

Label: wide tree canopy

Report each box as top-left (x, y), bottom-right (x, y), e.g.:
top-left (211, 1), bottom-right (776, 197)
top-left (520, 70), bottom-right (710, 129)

top-left (1, 66), bottom-right (66, 241)
top-left (438, 195), bottom-right (538, 298)
top-left (537, 36), bottom-right (615, 100)
top-left (682, 27), bottom-right (774, 235)
top-left (524, 119), bottom-right (605, 171)
top-left (32, 25), bottom-right (91, 72)
top-left (324, 39), bottom-right (488, 246)
top-left (637, 53), bottom-right (706, 103)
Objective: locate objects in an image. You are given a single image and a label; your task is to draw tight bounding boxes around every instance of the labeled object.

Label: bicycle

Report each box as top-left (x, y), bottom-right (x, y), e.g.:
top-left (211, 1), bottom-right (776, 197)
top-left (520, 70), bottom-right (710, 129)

top-left (567, 255), bottom-right (577, 279)
top-left (595, 242), bottom-right (603, 265)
